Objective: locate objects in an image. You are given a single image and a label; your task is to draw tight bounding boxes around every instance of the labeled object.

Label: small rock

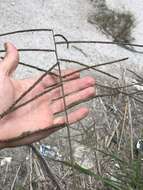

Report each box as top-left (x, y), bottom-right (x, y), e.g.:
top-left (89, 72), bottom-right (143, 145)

top-left (0, 157), bottom-right (12, 166)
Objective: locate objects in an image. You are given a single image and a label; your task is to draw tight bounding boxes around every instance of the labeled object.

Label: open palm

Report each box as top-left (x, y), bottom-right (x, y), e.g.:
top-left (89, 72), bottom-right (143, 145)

top-left (0, 43), bottom-right (95, 149)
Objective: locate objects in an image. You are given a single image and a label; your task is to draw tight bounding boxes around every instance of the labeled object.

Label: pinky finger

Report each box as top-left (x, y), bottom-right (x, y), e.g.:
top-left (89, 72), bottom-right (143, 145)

top-left (53, 107), bottom-right (89, 126)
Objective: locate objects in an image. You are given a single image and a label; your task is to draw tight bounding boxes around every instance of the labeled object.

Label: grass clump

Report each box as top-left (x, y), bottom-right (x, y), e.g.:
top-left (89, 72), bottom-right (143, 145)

top-left (88, 0), bottom-right (135, 43)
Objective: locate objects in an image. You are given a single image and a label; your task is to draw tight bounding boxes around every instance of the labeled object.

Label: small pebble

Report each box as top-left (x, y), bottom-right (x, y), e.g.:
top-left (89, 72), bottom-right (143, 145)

top-left (11, 1), bottom-right (15, 6)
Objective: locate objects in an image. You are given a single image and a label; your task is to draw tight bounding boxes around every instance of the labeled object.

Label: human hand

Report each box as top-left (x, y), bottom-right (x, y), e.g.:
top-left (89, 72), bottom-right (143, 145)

top-left (0, 43), bottom-right (95, 149)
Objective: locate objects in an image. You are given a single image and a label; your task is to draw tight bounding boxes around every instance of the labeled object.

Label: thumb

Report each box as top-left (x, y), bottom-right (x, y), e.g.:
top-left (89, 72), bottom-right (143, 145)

top-left (0, 42), bottom-right (19, 76)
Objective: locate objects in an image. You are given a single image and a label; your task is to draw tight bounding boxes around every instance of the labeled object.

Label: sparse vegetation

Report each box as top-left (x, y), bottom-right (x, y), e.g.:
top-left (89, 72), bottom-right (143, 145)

top-left (88, 0), bottom-right (135, 43)
top-left (1, 60), bottom-right (143, 189)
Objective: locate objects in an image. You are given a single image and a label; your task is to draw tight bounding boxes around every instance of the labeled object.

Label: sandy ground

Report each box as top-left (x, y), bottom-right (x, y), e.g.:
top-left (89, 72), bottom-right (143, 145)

top-left (0, 0), bottom-right (104, 80)
top-left (0, 0), bottom-right (143, 80)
